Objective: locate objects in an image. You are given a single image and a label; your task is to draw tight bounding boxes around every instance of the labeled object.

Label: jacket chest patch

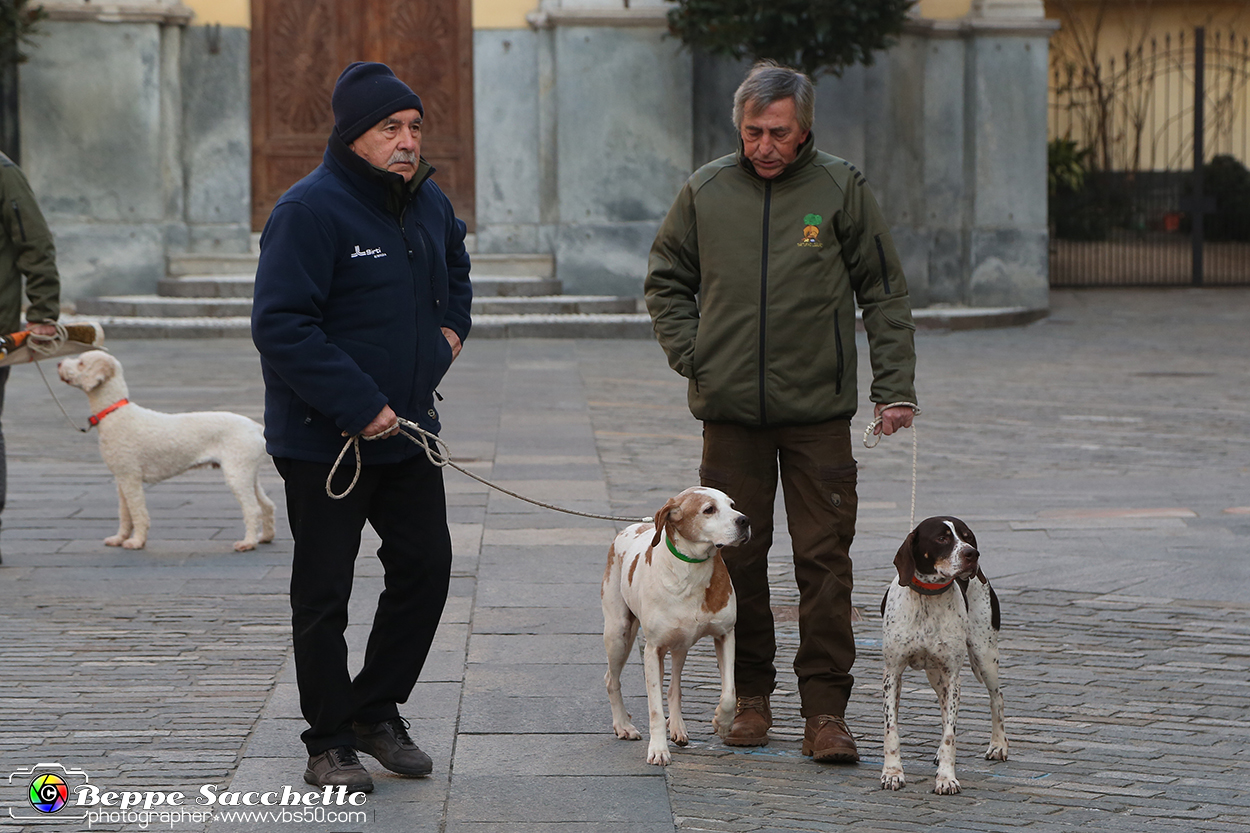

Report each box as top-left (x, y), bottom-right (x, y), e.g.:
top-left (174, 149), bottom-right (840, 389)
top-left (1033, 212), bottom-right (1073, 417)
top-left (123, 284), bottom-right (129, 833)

top-left (798, 213), bottom-right (823, 249)
top-left (350, 244), bottom-right (388, 260)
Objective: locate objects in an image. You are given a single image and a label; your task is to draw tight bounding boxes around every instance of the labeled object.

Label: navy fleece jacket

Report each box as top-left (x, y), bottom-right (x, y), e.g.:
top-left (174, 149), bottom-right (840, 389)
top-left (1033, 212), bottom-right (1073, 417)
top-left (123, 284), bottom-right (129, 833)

top-left (251, 131), bottom-right (472, 464)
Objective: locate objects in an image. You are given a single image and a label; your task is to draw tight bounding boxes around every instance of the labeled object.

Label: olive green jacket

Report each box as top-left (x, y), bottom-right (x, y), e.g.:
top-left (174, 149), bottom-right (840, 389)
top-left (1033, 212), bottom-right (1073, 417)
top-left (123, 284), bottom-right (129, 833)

top-left (645, 136), bottom-right (916, 426)
top-left (0, 152), bottom-right (60, 334)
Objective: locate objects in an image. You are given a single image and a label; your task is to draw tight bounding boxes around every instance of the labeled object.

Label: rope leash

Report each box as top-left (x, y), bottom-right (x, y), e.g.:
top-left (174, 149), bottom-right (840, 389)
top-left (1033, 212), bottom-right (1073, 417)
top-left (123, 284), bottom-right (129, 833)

top-left (328, 417), bottom-right (650, 524)
top-left (29, 323), bottom-right (94, 433)
top-left (862, 401), bottom-right (922, 529)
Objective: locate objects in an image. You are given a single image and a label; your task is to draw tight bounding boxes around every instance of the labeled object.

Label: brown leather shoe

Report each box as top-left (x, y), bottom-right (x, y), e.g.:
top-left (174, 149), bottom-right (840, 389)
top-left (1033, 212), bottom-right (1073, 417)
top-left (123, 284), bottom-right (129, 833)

top-left (724, 695), bottom-right (771, 747)
top-left (802, 714), bottom-right (860, 762)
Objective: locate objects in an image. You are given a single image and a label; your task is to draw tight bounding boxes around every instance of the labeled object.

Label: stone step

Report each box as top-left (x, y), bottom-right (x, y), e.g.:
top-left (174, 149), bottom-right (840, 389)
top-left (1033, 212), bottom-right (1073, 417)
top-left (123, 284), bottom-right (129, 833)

top-left (74, 313), bottom-right (655, 340)
top-left (471, 276), bottom-right (563, 297)
top-left (166, 250), bottom-right (546, 278)
top-left (78, 296), bottom-right (252, 318)
top-left (77, 293), bottom-right (639, 319)
top-left (157, 269), bottom-right (558, 299)
top-left (143, 274), bottom-right (561, 300)
top-left (167, 252), bottom-right (259, 277)
top-left (473, 296), bottom-right (639, 315)
top-left (472, 253), bottom-right (553, 277)
top-left (470, 313), bottom-right (653, 339)
top-left (157, 275), bottom-right (257, 298)
top-left (73, 304), bottom-right (1042, 340)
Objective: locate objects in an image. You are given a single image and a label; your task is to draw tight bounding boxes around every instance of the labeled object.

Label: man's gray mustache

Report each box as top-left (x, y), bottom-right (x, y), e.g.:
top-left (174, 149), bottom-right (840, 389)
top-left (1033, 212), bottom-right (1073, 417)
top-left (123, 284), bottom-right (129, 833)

top-left (388, 151), bottom-right (417, 166)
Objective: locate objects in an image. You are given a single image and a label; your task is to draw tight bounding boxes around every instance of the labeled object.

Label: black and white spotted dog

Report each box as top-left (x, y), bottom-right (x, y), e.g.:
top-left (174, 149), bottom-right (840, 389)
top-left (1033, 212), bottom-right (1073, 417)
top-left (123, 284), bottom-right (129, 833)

top-left (879, 516), bottom-right (1008, 795)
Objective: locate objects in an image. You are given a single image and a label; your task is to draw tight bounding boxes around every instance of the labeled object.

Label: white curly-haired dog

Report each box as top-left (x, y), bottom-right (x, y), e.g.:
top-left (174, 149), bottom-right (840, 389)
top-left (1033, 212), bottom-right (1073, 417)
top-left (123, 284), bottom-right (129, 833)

top-left (58, 350), bottom-right (275, 552)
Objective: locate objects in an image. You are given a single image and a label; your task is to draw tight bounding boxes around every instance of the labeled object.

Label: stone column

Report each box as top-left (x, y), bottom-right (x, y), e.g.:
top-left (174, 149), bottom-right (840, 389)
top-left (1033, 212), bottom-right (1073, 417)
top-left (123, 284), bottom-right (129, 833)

top-left (19, 1), bottom-right (194, 301)
top-left (509, 4), bottom-right (693, 296)
top-left (962, 1), bottom-right (1058, 310)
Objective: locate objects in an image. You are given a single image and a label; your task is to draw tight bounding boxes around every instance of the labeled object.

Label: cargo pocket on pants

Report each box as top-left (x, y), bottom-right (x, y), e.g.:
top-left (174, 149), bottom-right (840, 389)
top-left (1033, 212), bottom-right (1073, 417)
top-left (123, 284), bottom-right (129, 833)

top-left (817, 462), bottom-right (859, 533)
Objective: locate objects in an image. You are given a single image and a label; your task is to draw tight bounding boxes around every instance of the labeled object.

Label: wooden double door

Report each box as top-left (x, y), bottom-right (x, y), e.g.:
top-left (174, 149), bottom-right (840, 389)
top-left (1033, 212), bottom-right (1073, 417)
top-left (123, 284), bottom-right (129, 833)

top-left (250, 0), bottom-right (475, 230)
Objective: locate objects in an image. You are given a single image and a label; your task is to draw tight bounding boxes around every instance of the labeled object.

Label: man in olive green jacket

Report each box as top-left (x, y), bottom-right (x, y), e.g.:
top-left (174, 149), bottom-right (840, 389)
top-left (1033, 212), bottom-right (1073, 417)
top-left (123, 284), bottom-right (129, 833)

top-left (645, 62), bottom-right (917, 763)
top-left (0, 152), bottom-right (62, 563)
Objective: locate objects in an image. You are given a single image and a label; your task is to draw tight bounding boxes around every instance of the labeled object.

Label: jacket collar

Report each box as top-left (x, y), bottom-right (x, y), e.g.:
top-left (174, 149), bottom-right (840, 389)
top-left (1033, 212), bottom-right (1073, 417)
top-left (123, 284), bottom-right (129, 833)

top-left (324, 127), bottom-right (434, 216)
top-left (736, 132), bottom-right (817, 182)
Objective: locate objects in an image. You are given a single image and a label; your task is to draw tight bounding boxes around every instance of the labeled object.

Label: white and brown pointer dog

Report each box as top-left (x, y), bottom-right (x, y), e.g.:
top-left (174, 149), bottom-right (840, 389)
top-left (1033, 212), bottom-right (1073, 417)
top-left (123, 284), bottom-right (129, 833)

top-left (880, 516), bottom-right (1008, 795)
top-left (601, 487), bottom-right (750, 765)
top-left (58, 350), bottom-right (275, 552)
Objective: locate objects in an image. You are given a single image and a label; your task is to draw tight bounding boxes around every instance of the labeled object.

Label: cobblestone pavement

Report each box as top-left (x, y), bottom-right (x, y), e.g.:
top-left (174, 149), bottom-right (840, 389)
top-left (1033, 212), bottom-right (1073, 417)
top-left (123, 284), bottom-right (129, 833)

top-left (0, 289), bottom-right (1246, 832)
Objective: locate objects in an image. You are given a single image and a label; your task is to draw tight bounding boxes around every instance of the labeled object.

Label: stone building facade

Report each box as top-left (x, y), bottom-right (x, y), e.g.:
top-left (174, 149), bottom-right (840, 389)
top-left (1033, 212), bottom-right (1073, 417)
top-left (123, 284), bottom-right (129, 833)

top-left (17, 0), bottom-right (1056, 315)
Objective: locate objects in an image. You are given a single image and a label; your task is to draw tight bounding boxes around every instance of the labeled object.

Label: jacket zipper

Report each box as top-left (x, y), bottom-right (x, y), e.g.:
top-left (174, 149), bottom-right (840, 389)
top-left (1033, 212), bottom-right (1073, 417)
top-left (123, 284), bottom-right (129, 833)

top-left (758, 182), bottom-right (772, 424)
top-left (875, 234), bottom-right (891, 294)
top-left (12, 201), bottom-right (27, 242)
top-left (834, 316), bottom-right (844, 395)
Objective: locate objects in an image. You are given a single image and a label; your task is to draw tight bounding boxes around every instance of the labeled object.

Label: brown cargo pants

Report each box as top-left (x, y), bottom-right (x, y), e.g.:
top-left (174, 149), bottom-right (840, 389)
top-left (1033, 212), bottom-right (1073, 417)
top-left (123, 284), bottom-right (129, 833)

top-left (699, 419), bottom-right (858, 718)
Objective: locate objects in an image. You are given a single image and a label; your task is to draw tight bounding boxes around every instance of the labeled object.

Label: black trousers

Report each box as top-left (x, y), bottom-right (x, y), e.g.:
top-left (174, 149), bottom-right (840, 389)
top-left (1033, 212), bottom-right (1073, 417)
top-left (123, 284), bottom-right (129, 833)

top-left (274, 454), bottom-right (452, 755)
top-left (699, 420), bottom-right (858, 718)
top-left (0, 366), bottom-right (9, 534)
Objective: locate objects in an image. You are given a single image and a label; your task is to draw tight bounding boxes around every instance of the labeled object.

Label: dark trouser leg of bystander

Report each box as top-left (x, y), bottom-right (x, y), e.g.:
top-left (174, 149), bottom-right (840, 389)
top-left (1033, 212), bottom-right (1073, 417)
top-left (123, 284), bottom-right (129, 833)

top-left (778, 420), bottom-right (858, 718)
top-left (0, 366), bottom-right (10, 564)
top-left (275, 456), bottom-right (372, 755)
top-left (352, 454), bottom-right (452, 723)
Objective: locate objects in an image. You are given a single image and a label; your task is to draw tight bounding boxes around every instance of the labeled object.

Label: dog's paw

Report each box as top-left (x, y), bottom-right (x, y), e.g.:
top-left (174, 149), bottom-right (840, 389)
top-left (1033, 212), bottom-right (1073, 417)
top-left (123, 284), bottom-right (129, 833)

top-left (104, 535), bottom-right (125, 547)
top-left (668, 718), bottom-right (689, 747)
top-left (934, 775), bottom-right (962, 795)
top-left (613, 722), bottom-right (641, 741)
top-left (233, 540), bottom-right (257, 552)
top-left (985, 739), bottom-right (1009, 761)
top-left (646, 743), bottom-right (672, 766)
top-left (881, 769), bottom-right (906, 791)
top-left (712, 705), bottom-right (734, 738)
top-left (121, 537), bottom-right (146, 550)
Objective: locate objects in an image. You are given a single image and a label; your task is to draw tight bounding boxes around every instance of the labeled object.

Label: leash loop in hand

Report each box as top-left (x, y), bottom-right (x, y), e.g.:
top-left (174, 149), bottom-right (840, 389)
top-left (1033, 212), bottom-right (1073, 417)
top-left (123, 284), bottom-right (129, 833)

top-left (862, 401), bottom-right (922, 529)
top-left (862, 401), bottom-right (921, 449)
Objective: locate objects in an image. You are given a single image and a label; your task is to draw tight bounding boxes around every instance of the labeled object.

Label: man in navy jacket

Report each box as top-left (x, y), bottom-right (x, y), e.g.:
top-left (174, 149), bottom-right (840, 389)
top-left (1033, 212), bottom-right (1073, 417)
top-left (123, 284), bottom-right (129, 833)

top-left (252, 62), bottom-right (471, 792)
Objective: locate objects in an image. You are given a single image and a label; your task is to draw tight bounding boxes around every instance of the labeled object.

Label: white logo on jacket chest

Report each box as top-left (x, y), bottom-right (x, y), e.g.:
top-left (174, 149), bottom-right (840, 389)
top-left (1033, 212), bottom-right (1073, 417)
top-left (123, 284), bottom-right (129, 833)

top-left (350, 245), bottom-right (387, 259)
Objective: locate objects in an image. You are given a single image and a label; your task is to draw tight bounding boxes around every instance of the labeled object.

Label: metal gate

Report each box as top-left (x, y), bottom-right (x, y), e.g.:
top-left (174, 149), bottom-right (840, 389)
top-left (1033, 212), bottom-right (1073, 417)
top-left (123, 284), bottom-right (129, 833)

top-left (1049, 27), bottom-right (1250, 286)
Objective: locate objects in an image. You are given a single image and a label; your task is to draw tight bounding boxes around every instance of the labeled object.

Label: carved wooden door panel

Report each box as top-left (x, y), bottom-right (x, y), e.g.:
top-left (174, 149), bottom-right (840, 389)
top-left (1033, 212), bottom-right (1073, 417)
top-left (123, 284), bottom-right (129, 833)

top-left (251, 0), bottom-right (475, 231)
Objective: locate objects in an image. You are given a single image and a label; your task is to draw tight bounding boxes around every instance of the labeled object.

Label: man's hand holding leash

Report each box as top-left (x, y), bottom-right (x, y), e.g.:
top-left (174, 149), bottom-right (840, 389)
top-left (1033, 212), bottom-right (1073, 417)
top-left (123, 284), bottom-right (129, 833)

top-left (874, 403), bottom-right (917, 436)
top-left (350, 332), bottom-right (460, 441)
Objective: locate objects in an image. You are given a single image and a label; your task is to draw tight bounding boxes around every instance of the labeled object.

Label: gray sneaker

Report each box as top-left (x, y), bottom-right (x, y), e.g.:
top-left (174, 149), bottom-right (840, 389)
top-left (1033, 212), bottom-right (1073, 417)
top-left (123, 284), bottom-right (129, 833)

top-left (304, 746), bottom-right (374, 792)
top-left (353, 717), bottom-right (433, 777)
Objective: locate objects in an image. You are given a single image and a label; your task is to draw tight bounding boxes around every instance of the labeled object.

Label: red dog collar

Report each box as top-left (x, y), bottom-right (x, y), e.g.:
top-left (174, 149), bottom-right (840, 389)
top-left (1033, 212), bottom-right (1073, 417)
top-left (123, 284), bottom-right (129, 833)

top-left (89, 398), bottom-right (129, 427)
top-left (910, 577), bottom-right (955, 596)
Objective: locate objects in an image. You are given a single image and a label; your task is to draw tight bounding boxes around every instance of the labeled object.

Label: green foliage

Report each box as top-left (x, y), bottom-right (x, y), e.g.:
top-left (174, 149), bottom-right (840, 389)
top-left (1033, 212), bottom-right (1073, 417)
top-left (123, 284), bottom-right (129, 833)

top-left (0, 0), bottom-right (48, 64)
top-left (1047, 138), bottom-right (1090, 197)
top-left (666, 0), bottom-right (915, 79)
top-left (1048, 140), bottom-right (1110, 240)
top-left (1204, 154), bottom-right (1250, 242)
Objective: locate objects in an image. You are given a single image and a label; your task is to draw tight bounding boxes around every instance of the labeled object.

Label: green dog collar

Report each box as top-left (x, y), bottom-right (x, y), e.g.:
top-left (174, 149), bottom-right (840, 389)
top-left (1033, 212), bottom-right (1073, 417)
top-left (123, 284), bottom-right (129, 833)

top-left (665, 533), bottom-right (711, 564)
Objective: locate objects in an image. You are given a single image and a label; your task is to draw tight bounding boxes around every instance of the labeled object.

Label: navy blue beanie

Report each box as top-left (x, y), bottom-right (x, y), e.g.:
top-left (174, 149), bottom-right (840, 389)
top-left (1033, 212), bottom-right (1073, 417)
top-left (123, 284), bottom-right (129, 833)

top-left (332, 62), bottom-right (424, 144)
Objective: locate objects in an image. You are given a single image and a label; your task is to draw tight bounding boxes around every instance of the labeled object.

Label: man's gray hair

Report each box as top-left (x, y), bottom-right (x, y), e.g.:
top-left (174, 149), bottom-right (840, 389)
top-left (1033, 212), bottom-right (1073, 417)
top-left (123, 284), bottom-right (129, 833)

top-left (732, 60), bottom-right (815, 133)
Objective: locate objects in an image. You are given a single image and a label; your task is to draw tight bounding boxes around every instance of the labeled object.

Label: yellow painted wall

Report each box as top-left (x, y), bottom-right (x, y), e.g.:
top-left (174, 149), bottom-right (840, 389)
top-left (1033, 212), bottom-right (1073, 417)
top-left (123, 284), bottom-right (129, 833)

top-left (471, 0), bottom-right (979, 30)
top-left (474, 0), bottom-right (534, 29)
top-left (1047, 1), bottom-right (1250, 168)
top-left (184, 0), bottom-right (250, 28)
top-left (918, 0), bottom-right (973, 19)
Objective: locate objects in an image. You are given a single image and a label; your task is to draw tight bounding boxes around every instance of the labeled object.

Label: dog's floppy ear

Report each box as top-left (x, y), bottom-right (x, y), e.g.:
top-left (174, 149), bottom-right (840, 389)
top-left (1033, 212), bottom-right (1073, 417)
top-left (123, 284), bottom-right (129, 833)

top-left (650, 495), bottom-right (683, 548)
top-left (893, 530), bottom-right (917, 586)
top-left (77, 352), bottom-right (115, 392)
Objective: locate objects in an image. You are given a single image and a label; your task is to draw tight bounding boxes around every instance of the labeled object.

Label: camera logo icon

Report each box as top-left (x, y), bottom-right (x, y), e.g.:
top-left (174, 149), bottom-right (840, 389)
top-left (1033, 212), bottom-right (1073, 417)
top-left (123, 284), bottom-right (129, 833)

top-left (4, 763), bottom-right (88, 822)
top-left (28, 773), bottom-right (69, 814)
